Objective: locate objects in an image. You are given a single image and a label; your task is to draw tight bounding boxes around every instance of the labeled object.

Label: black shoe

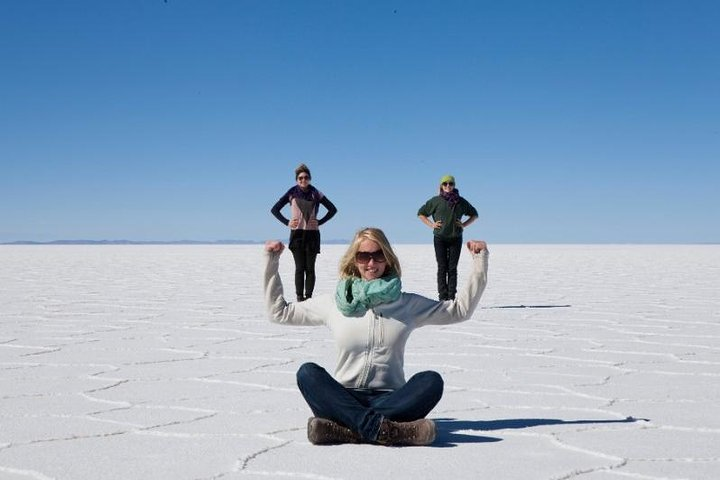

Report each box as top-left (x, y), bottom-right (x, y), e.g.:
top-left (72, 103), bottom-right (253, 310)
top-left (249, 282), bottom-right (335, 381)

top-left (307, 417), bottom-right (361, 445)
top-left (296, 295), bottom-right (305, 302)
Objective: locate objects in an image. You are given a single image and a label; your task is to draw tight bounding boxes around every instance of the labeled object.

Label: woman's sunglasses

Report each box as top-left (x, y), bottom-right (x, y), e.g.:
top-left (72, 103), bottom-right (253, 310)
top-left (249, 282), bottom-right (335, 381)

top-left (442, 182), bottom-right (455, 187)
top-left (355, 250), bottom-right (387, 264)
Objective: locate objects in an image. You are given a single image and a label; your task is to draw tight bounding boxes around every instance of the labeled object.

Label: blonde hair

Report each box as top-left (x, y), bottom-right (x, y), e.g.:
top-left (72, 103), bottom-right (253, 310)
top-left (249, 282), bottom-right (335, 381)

top-left (295, 163), bottom-right (311, 179)
top-left (339, 227), bottom-right (402, 279)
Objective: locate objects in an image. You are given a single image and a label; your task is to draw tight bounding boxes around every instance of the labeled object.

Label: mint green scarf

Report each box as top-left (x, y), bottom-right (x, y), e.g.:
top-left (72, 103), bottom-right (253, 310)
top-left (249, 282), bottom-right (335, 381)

top-left (335, 275), bottom-right (402, 316)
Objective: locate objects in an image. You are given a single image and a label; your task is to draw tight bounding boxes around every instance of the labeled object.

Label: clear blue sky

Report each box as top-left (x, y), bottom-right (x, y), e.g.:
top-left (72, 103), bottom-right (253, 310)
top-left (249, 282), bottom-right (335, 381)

top-left (2, 0), bottom-right (718, 244)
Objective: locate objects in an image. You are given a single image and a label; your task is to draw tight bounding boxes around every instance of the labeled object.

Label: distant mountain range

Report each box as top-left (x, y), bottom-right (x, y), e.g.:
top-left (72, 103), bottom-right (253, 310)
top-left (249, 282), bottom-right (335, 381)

top-left (1, 239), bottom-right (351, 245)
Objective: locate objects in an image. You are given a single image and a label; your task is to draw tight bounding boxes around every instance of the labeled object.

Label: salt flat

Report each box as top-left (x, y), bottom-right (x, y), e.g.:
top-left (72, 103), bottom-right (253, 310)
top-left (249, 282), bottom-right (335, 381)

top-left (1, 244), bottom-right (719, 480)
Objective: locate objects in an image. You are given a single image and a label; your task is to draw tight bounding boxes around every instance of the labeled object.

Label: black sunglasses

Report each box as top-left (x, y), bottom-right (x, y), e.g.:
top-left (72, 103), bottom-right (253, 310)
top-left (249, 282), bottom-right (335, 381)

top-left (442, 182), bottom-right (455, 187)
top-left (355, 250), bottom-right (387, 264)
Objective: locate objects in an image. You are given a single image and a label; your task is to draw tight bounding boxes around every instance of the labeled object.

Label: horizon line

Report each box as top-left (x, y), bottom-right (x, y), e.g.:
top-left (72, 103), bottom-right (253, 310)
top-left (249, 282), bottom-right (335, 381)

top-left (2, 240), bottom-right (718, 246)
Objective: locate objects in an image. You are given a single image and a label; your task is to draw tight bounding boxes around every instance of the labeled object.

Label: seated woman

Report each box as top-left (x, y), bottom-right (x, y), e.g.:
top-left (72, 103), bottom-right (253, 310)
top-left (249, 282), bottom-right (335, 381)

top-left (263, 227), bottom-right (489, 446)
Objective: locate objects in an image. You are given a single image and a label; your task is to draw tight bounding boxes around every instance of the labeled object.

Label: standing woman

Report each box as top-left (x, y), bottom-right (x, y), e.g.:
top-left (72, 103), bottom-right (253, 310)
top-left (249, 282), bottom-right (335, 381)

top-left (418, 174), bottom-right (479, 301)
top-left (271, 163), bottom-right (337, 302)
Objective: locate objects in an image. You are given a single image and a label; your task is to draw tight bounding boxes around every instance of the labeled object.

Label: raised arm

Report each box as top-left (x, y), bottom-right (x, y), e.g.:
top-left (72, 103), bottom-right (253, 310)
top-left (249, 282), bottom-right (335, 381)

top-left (411, 240), bottom-right (489, 327)
top-left (263, 241), bottom-right (326, 326)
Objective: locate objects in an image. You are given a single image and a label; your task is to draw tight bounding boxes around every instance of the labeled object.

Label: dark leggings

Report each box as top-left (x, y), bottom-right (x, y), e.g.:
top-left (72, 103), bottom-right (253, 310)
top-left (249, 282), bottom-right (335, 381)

top-left (290, 248), bottom-right (318, 299)
top-left (433, 236), bottom-right (463, 300)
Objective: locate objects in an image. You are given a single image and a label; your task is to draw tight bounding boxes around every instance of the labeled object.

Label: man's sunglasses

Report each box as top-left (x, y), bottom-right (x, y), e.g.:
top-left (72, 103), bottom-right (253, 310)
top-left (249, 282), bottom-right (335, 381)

top-left (355, 250), bottom-right (387, 264)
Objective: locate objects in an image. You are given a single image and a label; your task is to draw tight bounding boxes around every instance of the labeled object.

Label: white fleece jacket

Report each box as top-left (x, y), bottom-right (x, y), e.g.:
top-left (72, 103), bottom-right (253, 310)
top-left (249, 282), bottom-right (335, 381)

top-left (263, 249), bottom-right (489, 390)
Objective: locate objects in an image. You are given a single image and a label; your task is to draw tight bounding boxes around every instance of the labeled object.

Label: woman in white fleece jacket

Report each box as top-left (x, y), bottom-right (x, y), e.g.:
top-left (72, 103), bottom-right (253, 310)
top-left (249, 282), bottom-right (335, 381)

top-left (264, 227), bottom-right (488, 446)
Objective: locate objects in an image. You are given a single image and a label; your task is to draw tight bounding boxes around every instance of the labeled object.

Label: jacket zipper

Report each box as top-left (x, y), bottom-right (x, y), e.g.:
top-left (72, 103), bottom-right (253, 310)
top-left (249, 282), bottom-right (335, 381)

top-left (358, 310), bottom-right (379, 388)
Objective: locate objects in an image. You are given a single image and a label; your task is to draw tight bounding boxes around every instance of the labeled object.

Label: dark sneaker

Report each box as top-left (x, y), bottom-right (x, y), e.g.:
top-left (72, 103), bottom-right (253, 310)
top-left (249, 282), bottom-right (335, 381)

top-left (307, 417), bottom-right (361, 445)
top-left (376, 418), bottom-right (436, 446)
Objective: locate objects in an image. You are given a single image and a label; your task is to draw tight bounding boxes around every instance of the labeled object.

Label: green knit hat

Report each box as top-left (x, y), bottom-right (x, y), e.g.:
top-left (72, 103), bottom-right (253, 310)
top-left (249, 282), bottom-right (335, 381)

top-left (440, 175), bottom-right (455, 185)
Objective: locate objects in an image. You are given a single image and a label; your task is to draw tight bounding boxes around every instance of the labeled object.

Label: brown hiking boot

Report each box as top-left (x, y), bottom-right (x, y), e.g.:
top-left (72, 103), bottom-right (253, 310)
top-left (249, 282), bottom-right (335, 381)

top-left (376, 418), bottom-right (436, 446)
top-left (307, 417), bottom-right (362, 445)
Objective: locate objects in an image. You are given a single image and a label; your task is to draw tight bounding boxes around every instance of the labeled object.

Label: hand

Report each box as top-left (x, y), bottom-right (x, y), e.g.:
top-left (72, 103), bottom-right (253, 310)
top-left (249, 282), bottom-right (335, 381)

top-left (307, 218), bottom-right (319, 229)
top-left (265, 240), bottom-right (285, 253)
top-left (289, 218), bottom-right (300, 229)
top-left (432, 220), bottom-right (443, 229)
top-left (466, 240), bottom-right (487, 253)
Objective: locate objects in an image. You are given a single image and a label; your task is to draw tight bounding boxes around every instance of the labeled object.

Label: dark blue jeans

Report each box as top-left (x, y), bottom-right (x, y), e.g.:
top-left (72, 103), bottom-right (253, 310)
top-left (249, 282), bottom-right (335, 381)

top-left (296, 362), bottom-right (444, 441)
top-left (433, 236), bottom-right (463, 300)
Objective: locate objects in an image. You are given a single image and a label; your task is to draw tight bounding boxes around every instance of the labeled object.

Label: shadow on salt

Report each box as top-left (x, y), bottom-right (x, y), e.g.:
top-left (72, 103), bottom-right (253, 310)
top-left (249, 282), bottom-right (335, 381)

top-left (432, 416), bottom-right (648, 447)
